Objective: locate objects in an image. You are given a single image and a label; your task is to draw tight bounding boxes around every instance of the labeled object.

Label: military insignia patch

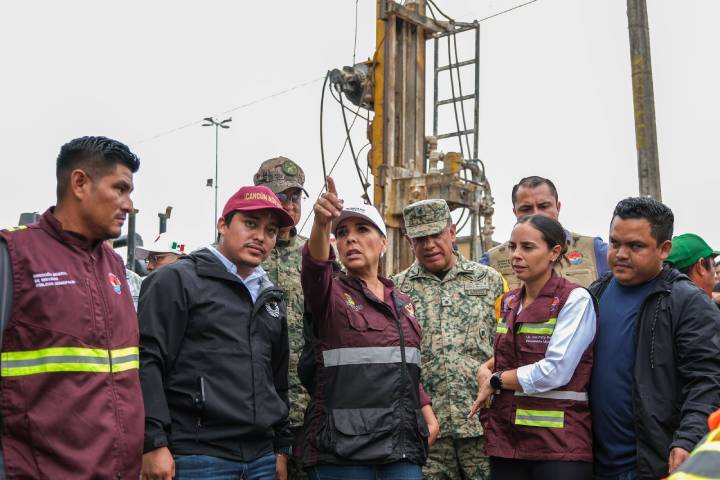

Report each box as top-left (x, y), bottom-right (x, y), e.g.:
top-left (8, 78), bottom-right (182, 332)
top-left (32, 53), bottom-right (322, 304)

top-left (281, 160), bottom-right (298, 177)
top-left (466, 281), bottom-right (488, 296)
top-left (265, 301), bottom-right (280, 318)
top-left (108, 273), bottom-right (122, 295)
top-left (567, 251), bottom-right (584, 265)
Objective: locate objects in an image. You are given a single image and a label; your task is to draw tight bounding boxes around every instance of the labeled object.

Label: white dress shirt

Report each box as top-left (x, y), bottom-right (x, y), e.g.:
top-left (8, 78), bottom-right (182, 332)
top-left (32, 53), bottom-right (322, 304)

top-left (516, 288), bottom-right (597, 394)
top-left (207, 245), bottom-right (269, 303)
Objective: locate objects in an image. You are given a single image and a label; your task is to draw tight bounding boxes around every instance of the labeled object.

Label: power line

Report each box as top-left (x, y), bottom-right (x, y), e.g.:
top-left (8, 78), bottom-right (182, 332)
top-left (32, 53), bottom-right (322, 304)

top-left (352, 0), bottom-right (359, 65)
top-left (132, 76), bottom-right (324, 146)
top-left (477, 0), bottom-right (539, 23)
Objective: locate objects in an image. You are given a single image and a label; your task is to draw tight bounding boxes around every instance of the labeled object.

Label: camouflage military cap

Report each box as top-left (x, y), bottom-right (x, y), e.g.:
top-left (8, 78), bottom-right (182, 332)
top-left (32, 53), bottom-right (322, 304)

top-left (403, 199), bottom-right (451, 238)
top-left (253, 156), bottom-right (308, 195)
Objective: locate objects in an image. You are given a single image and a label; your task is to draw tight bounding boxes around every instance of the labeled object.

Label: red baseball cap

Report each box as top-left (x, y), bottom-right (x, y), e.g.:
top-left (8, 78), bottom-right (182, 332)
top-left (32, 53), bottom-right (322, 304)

top-left (221, 185), bottom-right (295, 227)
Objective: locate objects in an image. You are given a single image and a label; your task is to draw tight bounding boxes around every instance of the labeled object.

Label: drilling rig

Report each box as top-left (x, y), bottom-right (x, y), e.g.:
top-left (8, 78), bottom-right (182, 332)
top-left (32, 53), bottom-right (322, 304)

top-left (330, 0), bottom-right (495, 274)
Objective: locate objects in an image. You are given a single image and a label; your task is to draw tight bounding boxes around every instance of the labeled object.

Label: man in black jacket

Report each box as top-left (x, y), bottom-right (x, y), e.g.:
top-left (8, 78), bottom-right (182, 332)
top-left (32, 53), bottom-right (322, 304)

top-left (589, 197), bottom-right (720, 480)
top-left (139, 185), bottom-right (295, 480)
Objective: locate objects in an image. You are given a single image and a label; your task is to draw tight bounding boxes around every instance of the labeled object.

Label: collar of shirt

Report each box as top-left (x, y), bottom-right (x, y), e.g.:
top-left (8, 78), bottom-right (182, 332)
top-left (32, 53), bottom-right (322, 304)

top-left (207, 245), bottom-right (268, 303)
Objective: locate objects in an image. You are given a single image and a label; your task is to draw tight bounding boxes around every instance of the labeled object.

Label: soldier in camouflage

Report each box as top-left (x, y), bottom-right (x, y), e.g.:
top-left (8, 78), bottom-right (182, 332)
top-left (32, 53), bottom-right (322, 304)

top-left (392, 199), bottom-right (506, 480)
top-left (254, 156), bottom-right (309, 479)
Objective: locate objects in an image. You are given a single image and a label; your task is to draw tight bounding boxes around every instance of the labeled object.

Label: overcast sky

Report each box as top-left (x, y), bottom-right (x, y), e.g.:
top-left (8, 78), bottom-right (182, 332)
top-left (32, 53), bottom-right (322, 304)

top-left (1, 0), bottom-right (718, 260)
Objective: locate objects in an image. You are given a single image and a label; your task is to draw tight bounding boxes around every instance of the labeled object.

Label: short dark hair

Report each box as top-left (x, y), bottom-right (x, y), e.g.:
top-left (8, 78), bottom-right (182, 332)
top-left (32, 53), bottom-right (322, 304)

top-left (515, 214), bottom-right (568, 261)
top-left (56, 136), bottom-right (140, 202)
top-left (511, 176), bottom-right (559, 205)
top-left (677, 256), bottom-right (714, 276)
top-left (612, 197), bottom-right (674, 244)
top-left (217, 211), bottom-right (240, 243)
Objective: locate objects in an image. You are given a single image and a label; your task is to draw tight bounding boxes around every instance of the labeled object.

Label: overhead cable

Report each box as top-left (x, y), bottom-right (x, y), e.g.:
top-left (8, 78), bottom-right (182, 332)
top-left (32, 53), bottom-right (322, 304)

top-left (132, 76), bottom-right (324, 145)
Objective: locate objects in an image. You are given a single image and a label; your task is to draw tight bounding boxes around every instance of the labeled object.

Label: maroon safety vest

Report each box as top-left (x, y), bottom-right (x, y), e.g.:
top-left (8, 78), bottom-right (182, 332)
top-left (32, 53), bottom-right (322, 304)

top-left (0, 209), bottom-right (144, 479)
top-left (482, 273), bottom-right (593, 462)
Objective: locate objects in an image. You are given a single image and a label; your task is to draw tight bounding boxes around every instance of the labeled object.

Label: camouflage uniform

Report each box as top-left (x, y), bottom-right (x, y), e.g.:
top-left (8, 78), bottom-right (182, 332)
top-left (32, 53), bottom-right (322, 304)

top-left (125, 268), bottom-right (143, 311)
top-left (262, 232), bottom-right (309, 431)
top-left (255, 157), bottom-right (309, 479)
top-left (392, 199), bottom-right (505, 480)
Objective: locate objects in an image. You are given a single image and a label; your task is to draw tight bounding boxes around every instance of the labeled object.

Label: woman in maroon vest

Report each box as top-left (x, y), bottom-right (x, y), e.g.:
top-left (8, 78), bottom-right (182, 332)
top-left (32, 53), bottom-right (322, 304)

top-left (300, 177), bottom-right (439, 480)
top-left (469, 214), bottom-right (597, 480)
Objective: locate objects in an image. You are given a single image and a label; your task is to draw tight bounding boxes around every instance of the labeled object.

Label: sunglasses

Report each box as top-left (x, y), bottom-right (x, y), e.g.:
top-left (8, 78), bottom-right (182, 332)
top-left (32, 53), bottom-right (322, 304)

top-left (276, 191), bottom-right (303, 204)
top-left (145, 253), bottom-right (175, 265)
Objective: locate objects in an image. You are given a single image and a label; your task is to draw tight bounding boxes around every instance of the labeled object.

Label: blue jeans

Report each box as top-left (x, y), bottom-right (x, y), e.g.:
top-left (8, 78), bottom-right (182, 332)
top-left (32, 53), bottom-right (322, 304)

top-left (307, 462), bottom-right (422, 480)
top-left (174, 453), bottom-right (276, 480)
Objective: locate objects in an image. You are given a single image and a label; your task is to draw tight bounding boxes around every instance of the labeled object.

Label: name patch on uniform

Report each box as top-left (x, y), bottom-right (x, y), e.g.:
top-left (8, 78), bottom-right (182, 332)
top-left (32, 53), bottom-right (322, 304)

top-left (32, 271), bottom-right (77, 289)
top-left (265, 302), bottom-right (280, 318)
top-left (108, 273), bottom-right (122, 294)
top-left (524, 334), bottom-right (551, 345)
top-left (466, 281), bottom-right (488, 296)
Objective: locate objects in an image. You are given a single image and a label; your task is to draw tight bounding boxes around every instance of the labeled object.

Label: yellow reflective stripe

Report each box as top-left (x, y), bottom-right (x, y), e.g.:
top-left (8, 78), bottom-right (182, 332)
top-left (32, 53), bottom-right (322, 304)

top-left (110, 346), bottom-right (139, 373)
top-left (496, 323), bottom-right (508, 334)
top-left (1, 346), bottom-right (139, 377)
top-left (2, 363), bottom-right (111, 377)
top-left (111, 346), bottom-right (139, 358)
top-left (5, 226), bottom-right (28, 233)
top-left (690, 440), bottom-right (720, 457)
top-left (518, 318), bottom-right (557, 335)
top-left (668, 473), bottom-right (715, 480)
top-left (515, 409), bottom-right (564, 428)
top-left (112, 361), bottom-right (140, 373)
top-left (2, 347), bottom-right (107, 361)
top-left (517, 326), bottom-right (554, 334)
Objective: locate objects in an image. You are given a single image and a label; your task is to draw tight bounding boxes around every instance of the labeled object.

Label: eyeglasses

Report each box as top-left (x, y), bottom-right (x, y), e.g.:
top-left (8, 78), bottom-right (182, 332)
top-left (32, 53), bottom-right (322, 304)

top-left (276, 191), bottom-right (303, 204)
top-left (145, 253), bottom-right (174, 265)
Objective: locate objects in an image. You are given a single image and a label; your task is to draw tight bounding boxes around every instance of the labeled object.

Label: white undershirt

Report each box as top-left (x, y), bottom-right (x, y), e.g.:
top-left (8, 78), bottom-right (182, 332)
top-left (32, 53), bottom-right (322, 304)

top-left (515, 288), bottom-right (597, 394)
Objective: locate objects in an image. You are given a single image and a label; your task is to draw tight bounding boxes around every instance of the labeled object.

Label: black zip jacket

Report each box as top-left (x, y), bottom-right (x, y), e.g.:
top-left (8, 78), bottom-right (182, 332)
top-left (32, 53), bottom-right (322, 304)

top-left (590, 267), bottom-right (720, 479)
top-left (139, 248), bottom-right (292, 461)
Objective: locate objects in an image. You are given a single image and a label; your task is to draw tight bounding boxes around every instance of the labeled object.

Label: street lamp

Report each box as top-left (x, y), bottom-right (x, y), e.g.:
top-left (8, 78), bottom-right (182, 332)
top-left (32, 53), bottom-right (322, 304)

top-left (202, 116), bottom-right (232, 240)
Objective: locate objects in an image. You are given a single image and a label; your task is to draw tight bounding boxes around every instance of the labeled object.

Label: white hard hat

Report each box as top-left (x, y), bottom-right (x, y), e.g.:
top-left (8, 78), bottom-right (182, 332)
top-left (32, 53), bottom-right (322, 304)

top-left (135, 230), bottom-right (191, 260)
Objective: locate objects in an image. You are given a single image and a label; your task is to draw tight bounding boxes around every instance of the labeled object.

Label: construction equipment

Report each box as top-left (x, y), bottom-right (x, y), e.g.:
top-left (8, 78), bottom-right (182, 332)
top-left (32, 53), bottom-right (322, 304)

top-left (329, 0), bottom-right (494, 274)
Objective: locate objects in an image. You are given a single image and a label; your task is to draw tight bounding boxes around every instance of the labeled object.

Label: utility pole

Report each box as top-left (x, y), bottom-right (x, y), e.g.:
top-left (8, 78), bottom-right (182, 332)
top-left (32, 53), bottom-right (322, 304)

top-left (202, 116), bottom-right (232, 240)
top-left (627, 0), bottom-right (661, 200)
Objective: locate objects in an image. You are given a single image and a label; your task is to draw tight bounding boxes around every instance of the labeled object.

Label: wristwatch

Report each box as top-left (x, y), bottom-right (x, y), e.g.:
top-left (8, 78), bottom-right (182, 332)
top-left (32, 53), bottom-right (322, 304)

top-left (489, 371), bottom-right (504, 391)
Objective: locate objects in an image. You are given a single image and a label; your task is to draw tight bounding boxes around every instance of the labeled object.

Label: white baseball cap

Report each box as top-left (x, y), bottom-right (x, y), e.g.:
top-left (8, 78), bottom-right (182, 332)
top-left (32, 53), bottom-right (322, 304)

top-left (135, 230), bottom-right (191, 260)
top-left (331, 203), bottom-right (387, 237)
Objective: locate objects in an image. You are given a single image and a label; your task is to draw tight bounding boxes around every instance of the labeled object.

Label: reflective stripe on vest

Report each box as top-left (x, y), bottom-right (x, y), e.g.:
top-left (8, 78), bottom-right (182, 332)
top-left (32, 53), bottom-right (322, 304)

top-left (515, 390), bottom-right (588, 402)
top-left (514, 409), bottom-right (564, 428)
top-left (668, 438), bottom-right (720, 480)
top-left (1, 346), bottom-right (139, 377)
top-left (323, 346), bottom-right (421, 367)
top-left (517, 317), bottom-right (557, 335)
top-left (496, 322), bottom-right (508, 334)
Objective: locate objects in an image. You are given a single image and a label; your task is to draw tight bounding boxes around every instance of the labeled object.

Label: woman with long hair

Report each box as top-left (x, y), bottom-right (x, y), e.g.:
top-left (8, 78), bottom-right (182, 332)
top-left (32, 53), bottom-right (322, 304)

top-left (298, 177), bottom-right (439, 480)
top-left (469, 214), bottom-right (597, 480)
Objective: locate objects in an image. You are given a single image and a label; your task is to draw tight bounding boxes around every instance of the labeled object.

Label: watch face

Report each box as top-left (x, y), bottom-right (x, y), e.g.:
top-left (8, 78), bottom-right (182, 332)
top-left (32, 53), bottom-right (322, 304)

top-left (490, 373), bottom-right (501, 390)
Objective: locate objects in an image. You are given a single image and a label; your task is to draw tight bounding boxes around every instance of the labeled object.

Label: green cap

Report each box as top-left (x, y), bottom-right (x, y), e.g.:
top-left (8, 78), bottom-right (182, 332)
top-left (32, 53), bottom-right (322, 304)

top-left (403, 199), bottom-right (451, 238)
top-left (666, 233), bottom-right (720, 270)
top-left (253, 156), bottom-right (308, 195)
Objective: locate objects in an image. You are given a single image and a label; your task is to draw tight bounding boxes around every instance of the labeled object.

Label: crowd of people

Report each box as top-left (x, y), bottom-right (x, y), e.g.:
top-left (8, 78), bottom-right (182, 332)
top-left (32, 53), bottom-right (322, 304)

top-left (0, 135), bottom-right (719, 480)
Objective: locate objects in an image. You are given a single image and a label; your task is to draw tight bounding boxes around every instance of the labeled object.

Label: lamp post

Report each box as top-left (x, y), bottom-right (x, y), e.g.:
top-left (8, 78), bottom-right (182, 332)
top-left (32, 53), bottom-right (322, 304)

top-left (202, 116), bottom-right (232, 240)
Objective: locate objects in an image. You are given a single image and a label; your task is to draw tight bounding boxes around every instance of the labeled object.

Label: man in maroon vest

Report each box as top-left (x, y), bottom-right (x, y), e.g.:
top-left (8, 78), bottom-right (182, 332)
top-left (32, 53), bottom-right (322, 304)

top-left (0, 136), bottom-right (145, 479)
